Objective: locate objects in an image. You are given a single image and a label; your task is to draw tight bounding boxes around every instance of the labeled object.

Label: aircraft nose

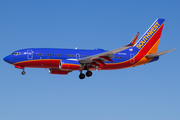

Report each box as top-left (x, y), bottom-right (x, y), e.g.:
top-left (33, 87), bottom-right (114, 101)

top-left (3, 55), bottom-right (11, 63)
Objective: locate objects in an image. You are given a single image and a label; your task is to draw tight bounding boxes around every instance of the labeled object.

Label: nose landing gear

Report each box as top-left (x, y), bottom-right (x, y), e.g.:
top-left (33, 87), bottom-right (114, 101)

top-left (21, 70), bottom-right (26, 75)
top-left (15, 65), bottom-right (26, 75)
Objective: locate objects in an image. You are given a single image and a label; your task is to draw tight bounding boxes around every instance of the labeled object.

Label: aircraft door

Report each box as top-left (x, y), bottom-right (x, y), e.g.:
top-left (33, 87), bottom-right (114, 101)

top-left (27, 49), bottom-right (33, 59)
top-left (130, 53), bottom-right (135, 64)
top-left (76, 53), bottom-right (80, 60)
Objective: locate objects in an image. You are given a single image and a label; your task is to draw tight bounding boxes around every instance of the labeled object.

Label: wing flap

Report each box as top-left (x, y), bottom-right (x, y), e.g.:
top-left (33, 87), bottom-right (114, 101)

top-left (92, 59), bottom-right (106, 65)
top-left (99, 56), bottom-right (113, 62)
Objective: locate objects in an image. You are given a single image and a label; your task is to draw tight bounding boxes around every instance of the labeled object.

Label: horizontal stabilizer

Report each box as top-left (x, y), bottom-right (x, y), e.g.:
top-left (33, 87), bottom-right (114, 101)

top-left (145, 49), bottom-right (175, 58)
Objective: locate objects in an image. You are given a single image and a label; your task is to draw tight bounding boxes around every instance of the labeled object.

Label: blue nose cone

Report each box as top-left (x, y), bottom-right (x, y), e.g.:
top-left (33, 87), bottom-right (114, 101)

top-left (3, 55), bottom-right (11, 63)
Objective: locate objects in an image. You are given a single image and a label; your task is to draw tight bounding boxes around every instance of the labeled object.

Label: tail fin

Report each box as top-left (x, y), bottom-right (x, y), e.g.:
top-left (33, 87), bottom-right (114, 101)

top-left (134, 18), bottom-right (165, 54)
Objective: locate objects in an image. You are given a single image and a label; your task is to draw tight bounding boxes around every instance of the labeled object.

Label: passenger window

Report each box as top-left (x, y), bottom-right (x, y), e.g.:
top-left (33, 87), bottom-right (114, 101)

top-left (13, 52), bottom-right (20, 55)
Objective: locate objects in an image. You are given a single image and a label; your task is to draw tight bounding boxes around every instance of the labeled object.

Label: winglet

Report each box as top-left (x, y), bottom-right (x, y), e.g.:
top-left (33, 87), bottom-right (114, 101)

top-left (145, 49), bottom-right (175, 58)
top-left (126, 32), bottom-right (139, 46)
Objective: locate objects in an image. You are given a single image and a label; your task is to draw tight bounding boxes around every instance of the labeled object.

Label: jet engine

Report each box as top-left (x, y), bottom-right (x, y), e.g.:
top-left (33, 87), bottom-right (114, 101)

top-left (49, 69), bottom-right (69, 75)
top-left (59, 60), bottom-right (80, 70)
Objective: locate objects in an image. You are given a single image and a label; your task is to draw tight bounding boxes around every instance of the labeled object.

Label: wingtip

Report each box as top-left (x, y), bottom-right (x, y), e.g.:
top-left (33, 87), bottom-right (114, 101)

top-left (169, 49), bottom-right (176, 52)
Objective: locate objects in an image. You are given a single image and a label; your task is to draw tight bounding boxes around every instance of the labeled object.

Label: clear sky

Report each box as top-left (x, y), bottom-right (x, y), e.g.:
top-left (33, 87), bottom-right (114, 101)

top-left (0, 0), bottom-right (179, 120)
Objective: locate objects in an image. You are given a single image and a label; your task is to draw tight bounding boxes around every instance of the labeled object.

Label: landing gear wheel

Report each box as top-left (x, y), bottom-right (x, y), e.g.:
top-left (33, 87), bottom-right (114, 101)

top-left (79, 73), bottom-right (85, 79)
top-left (86, 71), bottom-right (92, 77)
top-left (22, 71), bottom-right (26, 75)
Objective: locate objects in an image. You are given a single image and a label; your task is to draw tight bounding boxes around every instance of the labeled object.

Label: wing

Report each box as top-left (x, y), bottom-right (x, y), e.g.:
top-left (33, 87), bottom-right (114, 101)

top-left (79, 33), bottom-right (139, 66)
top-left (79, 46), bottom-right (130, 65)
top-left (79, 32), bottom-right (139, 66)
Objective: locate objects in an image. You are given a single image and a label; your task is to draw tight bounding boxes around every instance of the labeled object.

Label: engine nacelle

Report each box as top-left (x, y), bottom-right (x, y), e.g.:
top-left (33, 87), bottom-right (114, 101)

top-left (59, 60), bottom-right (80, 70)
top-left (49, 69), bottom-right (69, 75)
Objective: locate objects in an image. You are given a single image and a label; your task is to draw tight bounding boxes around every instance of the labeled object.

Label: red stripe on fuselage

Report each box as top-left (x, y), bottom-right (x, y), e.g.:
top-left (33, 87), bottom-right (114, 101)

top-left (13, 59), bottom-right (61, 69)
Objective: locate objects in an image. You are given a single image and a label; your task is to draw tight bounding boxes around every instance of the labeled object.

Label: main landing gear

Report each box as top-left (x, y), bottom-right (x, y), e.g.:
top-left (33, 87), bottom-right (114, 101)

top-left (79, 73), bottom-right (85, 79)
top-left (79, 71), bottom-right (93, 79)
top-left (86, 71), bottom-right (92, 77)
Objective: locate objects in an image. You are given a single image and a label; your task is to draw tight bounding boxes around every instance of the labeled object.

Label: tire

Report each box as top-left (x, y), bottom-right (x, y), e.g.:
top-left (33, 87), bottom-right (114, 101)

top-left (86, 71), bottom-right (92, 77)
top-left (22, 71), bottom-right (26, 75)
top-left (79, 73), bottom-right (85, 79)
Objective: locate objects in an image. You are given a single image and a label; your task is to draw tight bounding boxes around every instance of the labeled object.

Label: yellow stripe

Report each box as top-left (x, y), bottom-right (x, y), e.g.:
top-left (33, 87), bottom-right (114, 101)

top-left (131, 38), bottom-right (160, 67)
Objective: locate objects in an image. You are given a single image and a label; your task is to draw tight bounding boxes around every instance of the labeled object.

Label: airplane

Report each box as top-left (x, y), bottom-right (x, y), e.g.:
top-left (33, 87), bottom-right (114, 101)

top-left (3, 18), bottom-right (175, 79)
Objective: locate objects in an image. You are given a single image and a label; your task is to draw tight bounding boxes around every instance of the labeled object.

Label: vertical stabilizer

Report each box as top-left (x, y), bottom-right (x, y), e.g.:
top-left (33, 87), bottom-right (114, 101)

top-left (134, 19), bottom-right (165, 54)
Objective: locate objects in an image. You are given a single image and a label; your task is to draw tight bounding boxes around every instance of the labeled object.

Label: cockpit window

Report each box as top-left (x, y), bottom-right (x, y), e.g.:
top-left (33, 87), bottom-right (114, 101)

top-left (12, 52), bottom-right (20, 55)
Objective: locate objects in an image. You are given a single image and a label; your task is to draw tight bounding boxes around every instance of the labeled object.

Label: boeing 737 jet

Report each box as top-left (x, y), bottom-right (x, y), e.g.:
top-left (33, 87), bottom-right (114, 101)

top-left (3, 18), bottom-right (175, 79)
